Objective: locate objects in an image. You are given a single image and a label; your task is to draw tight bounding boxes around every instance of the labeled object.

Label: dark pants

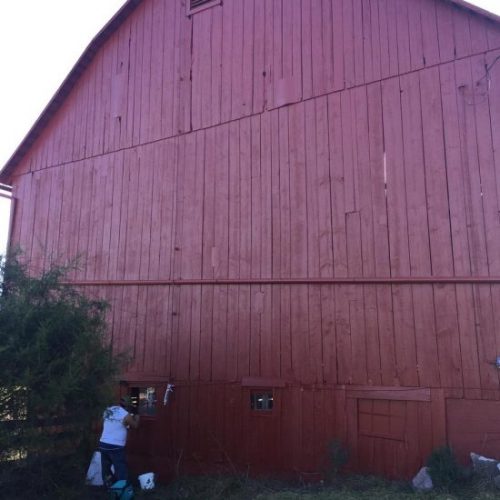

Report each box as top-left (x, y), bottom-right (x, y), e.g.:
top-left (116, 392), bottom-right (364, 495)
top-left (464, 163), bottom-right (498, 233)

top-left (99, 441), bottom-right (128, 486)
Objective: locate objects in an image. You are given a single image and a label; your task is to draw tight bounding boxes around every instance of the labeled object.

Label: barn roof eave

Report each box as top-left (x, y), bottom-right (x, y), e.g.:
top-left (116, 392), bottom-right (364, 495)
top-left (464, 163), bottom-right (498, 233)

top-left (0, 0), bottom-right (499, 184)
top-left (0, 0), bottom-right (143, 185)
top-left (450, 0), bottom-right (500, 24)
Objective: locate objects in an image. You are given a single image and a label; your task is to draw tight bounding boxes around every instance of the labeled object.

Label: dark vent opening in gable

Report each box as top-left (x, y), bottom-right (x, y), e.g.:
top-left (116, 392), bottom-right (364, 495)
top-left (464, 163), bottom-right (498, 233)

top-left (191, 0), bottom-right (212, 9)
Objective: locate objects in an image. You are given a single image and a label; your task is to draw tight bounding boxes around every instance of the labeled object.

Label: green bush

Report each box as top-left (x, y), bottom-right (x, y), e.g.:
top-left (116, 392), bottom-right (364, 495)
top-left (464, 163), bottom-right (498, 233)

top-left (426, 446), bottom-right (465, 491)
top-left (0, 255), bottom-right (123, 498)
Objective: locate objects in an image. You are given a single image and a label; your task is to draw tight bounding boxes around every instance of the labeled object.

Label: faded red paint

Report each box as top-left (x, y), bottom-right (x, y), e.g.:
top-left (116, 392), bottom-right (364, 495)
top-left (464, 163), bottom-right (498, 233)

top-left (3, 0), bottom-right (500, 481)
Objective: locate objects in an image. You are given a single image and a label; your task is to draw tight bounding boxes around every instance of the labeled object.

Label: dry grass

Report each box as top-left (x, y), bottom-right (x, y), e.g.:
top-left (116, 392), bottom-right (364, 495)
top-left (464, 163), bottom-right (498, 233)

top-left (73, 474), bottom-right (500, 500)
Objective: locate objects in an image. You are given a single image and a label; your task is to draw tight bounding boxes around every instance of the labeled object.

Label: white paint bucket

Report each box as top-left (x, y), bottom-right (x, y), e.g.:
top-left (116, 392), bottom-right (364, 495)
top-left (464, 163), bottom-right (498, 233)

top-left (138, 472), bottom-right (155, 490)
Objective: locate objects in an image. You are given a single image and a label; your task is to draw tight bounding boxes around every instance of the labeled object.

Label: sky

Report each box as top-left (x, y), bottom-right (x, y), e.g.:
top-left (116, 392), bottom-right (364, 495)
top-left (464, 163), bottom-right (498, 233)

top-left (0, 0), bottom-right (500, 256)
top-left (0, 0), bottom-right (125, 256)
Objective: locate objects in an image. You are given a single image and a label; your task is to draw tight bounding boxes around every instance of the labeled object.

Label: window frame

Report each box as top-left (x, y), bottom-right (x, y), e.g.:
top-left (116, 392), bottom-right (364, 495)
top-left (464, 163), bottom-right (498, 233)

top-left (250, 390), bottom-right (274, 413)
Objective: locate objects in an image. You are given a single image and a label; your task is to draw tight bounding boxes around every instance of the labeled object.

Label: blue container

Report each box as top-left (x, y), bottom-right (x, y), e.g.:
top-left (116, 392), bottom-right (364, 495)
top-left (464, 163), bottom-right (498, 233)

top-left (109, 480), bottom-right (134, 500)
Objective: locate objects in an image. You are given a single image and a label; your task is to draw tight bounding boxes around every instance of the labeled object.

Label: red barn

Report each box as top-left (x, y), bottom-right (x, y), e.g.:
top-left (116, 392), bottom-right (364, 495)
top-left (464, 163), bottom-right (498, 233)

top-left (2, 0), bottom-right (500, 480)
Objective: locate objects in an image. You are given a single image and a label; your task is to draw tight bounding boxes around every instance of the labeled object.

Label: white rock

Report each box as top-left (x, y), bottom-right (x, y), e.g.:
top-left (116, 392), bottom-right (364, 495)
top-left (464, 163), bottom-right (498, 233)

top-left (412, 466), bottom-right (433, 491)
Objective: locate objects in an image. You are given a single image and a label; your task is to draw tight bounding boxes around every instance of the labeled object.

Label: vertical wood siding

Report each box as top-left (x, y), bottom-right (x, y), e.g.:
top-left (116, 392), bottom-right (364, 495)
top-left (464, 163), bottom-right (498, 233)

top-left (8, 0), bottom-right (500, 480)
top-left (14, 0), bottom-right (500, 174)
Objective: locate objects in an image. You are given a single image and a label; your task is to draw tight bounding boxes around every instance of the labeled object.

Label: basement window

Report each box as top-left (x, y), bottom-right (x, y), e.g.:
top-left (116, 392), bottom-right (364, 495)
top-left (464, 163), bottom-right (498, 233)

top-left (129, 387), bottom-right (157, 416)
top-left (187, 0), bottom-right (221, 16)
top-left (250, 391), bottom-right (274, 412)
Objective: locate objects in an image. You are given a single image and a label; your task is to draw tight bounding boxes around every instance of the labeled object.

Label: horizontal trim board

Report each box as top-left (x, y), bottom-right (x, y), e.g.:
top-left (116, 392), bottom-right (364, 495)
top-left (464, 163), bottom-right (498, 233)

top-left (63, 276), bottom-right (500, 286)
top-left (347, 387), bottom-right (432, 402)
top-left (241, 377), bottom-right (287, 388)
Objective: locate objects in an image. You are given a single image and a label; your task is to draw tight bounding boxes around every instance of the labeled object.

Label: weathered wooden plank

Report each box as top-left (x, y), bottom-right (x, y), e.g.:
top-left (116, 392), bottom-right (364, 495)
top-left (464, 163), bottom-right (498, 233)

top-left (470, 54), bottom-right (500, 275)
top-left (332, 0), bottom-right (345, 91)
top-left (327, 93), bottom-right (348, 278)
top-left (386, 0), bottom-right (399, 77)
top-left (474, 285), bottom-right (500, 390)
top-left (226, 284), bottom-right (239, 381)
top-left (241, 0), bottom-right (254, 117)
top-left (421, 0), bottom-right (440, 67)
top-left (239, 118), bottom-right (252, 277)
top-left (31, 170), bottom-right (50, 273)
top-left (408, 0), bottom-right (424, 71)
top-left (162, 0), bottom-right (178, 139)
top-left (322, 0), bottom-right (334, 92)
top-left (123, 149), bottom-right (141, 279)
top-left (382, 77), bottom-right (410, 277)
top-left (252, 0), bottom-right (266, 114)
top-left (191, 12), bottom-right (205, 131)
top-left (249, 285), bottom-right (261, 376)
top-left (228, 121), bottom-right (240, 279)
top-left (200, 283), bottom-right (213, 381)
top-left (454, 58), bottom-right (489, 276)
top-left (231, 0), bottom-right (244, 120)
top-left (308, 284), bottom-right (323, 384)
top-left (453, 8), bottom-right (472, 59)
top-left (430, 388), bottom-right (446, 449)
top-left (148, 0), bottom-right (164, 142)
top-left (181, 131), bottom-right (204, 279)
top-left (130, 7), bottom-right (144, 147)
top-left (161, 137), bottom-right (179, 280)
top-left (147, 144), bottom-right (163, 280)
top-left (220, 0), bottom-right (234, 123)
top-left (301, 0), bottom-right (313, 100)
top-left (363, 285), bottom-right (381, 386)
top-left (75, 161), bottom-right (94, 280)
top-left (90, 157), bottom-right (109, 280)
top-left (314, 97), bottom-right (334, 277)
top-left (101, 34), bottom-right (114, 154)
top-left (45, 167), bottom-right (63, 266)
top-left (202, 127), bottom-right (216, 279)
top-left (237, 285), bottom-right (251, 378)
top-left (260, 285), bottom-right (278, 378)
top-left (347, 386), bottom-right (431, 401)
top-left (176, 9), bottom-right (192, 134)
top-left (400, 72), bottom-right (431, 276)
top-left (366, 82), bottom-right (390, 277)
top-left (305, 100), bottom-right (320, 277)
top-left (361, 0), bottom-right (372, 84)
top-left (251, 115), bottom-right (262, 279)
top-left (114, 19), bottom-right (131, 150)
top-left (343, 0), bottom-right (355, 88)
top-left (395, 0), bottom-right (411, 74)
top-left (335, 285), bottom-right (352, 385)
top-left (392, 284), bottom-right (418, 386)
top-left (341, 90), bottom-right (357, 215)
top-left (455, 285), bottom-right (481, 390)
top-left (311, 0), bottom-right (324, 96)
top-left (436, 0), bottom-right (455, 63)
top-left (280, 285), bottom-right (293, 379)
top-left (138, 145), bottom-right (155, 280)
top-left (352, 0), bottom-right (364, 85)
top-left (378, 0), bottom-right (390, 79)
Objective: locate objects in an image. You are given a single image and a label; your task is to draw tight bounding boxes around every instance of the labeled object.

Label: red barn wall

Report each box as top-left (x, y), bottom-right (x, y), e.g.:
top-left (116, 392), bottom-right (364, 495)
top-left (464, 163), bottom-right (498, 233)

top-left (7, 0), bottom-right (500, 479)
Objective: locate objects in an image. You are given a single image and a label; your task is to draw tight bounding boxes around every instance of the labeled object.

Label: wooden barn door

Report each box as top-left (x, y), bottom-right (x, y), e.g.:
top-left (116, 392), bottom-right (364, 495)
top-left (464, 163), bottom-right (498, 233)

top-left (346, 388), bottom-right (434, 478)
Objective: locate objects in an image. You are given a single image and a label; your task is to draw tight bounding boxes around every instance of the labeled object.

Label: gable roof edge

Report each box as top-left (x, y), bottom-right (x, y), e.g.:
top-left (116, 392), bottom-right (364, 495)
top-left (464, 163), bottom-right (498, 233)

top-left (0, 0), bottom-right (143, 184)
top-left (449, 0), bottom-right (500, 23)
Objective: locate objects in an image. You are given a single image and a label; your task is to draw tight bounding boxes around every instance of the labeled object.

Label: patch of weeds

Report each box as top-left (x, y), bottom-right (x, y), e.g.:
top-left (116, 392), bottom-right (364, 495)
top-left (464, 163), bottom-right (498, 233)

top-left (324, 439), bottom-right (349, 483)
top-left (426, 446), bottom-right (468, 492)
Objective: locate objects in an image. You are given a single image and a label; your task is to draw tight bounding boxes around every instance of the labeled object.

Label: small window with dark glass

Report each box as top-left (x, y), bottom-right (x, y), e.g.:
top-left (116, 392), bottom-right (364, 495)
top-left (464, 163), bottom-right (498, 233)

top-left (129, 387), bottom-right (157, 416)
top-left (250, 391), bottom-right (274, 411)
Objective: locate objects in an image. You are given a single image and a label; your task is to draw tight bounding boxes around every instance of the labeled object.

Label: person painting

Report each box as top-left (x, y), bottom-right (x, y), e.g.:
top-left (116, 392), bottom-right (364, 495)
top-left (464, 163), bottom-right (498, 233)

top-left (99, 396), bottom-right (140, 486)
